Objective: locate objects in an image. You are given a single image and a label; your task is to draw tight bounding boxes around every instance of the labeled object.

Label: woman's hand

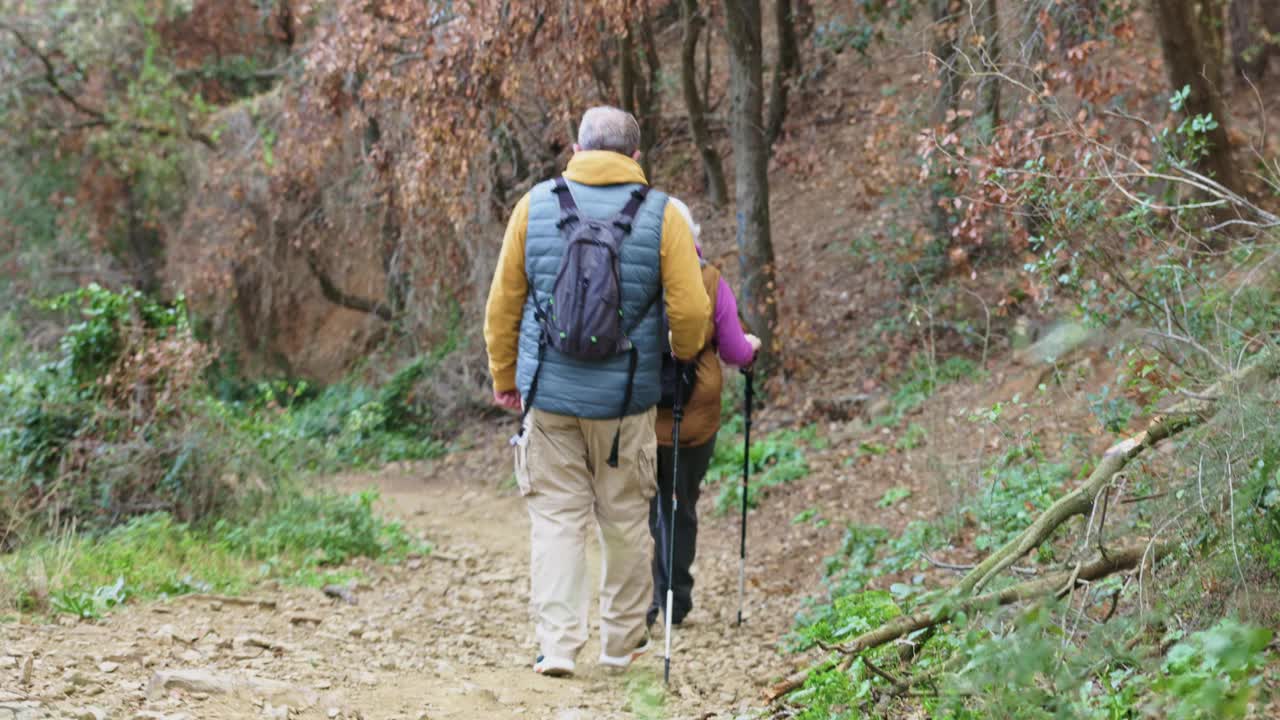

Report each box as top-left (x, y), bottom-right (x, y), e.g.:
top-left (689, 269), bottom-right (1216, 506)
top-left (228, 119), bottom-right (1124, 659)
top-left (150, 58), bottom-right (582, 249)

top-left (745, 334), bottom-right (762, 353)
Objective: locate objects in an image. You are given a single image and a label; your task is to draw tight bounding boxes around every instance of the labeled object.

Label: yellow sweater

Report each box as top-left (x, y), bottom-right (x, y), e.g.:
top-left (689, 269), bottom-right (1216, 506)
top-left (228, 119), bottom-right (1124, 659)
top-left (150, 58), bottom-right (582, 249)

top-left (483, 151), bottom-right (710, 393)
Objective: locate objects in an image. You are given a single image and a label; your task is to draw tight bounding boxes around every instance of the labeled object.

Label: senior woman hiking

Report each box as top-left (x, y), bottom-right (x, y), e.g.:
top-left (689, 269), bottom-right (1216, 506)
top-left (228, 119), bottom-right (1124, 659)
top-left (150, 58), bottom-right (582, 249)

top-left (647, 197), bottom-right (760, 631)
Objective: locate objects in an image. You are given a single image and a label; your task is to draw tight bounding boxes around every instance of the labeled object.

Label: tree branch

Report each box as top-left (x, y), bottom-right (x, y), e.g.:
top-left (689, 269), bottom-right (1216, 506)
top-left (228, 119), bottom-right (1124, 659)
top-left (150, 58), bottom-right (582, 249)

top-left (0, 21), bottom-right (107, 122)
top-left (305, 251), bottom-right (394, 322)
top-left (765, 542), bottom-right (1174, 703)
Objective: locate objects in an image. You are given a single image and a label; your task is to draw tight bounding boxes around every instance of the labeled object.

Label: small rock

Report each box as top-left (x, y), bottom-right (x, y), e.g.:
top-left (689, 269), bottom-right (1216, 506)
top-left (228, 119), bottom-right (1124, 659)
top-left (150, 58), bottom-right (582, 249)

top-left (178, 650), bottom-right (202, 664)
top-left (234, 635), bottom-right (277, 652)
top-left (322, 585), bottom-right (357, 605)
top-left (98, 662), bottom-right (120, 674)
top-left (104, 647), bottom-right (143, 664)
top-left (326, 709), bottom-right (340, 719)
top-left (262, 703), bottom-right (289, 720)
top-left (287, 614), bottom-right (322, 627)
top-left (0, 658), bottom-right (14, 670)
top-left (154, 625), bottom-right (176, 644)
top-left (359, 631), bottom-right (383, 644)
top-left (231, 646), bottom-right (265, 661)
top-left (209, 601), bottom-right (223, 612)
top-left (0, 702), bottom-right (43, 720)
top-left (20, 657), bottom-right (32, 686)
top-left (74, 707), bottom-right (106, 720)
top-left (147, 669), bottom-right (237, 698)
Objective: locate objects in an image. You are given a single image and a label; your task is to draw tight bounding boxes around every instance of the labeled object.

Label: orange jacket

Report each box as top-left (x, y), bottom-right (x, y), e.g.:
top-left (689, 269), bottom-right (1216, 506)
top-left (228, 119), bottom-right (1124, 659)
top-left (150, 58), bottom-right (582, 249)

top-left (657, 263), bottom-right (724, 448)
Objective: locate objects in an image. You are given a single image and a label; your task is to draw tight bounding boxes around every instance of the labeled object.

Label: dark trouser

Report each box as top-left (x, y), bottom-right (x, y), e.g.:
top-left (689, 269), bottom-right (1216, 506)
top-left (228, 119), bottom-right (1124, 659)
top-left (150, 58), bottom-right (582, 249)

top-left (647, 435), bottom-right (717, 627)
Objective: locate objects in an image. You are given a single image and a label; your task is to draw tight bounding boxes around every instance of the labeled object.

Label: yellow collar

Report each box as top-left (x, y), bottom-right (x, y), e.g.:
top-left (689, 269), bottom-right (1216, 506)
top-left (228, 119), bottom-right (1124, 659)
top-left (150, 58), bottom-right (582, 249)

top-left (563, 150), bottom-right (648, 186)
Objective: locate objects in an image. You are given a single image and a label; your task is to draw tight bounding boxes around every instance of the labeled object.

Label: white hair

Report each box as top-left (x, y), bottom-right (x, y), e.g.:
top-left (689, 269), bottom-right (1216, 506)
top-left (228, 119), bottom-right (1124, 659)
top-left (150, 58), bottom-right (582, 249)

top-left (666, 196), bottom-right (701, 241)
top-left (577, 106), bottom-right (641, 156)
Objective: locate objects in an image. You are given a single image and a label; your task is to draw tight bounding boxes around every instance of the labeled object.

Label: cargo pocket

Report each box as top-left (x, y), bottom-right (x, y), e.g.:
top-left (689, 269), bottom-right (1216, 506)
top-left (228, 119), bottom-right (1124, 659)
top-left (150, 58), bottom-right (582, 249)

top-left (512, 417), bottom-right (534, 497)
top-left (638, 444), bottom-right (658, 501)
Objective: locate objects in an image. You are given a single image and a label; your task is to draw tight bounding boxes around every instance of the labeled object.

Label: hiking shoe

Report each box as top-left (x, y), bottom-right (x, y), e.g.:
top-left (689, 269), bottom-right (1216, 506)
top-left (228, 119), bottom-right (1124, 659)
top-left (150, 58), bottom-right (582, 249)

top-left (534, 654), bottom-right (575, 677)
top-left (598, 631), bottom-right (651, 670)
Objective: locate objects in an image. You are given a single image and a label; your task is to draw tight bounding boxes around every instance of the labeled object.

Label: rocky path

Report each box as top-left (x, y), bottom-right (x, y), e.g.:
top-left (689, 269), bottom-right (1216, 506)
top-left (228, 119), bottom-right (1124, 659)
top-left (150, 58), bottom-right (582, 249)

top-left (0, 430), bottom-right (804, 719)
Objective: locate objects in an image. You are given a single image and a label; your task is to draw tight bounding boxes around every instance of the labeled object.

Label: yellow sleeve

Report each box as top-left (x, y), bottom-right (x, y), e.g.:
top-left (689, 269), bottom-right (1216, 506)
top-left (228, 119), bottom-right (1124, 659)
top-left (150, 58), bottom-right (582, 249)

top-left (660, 202), bottom-right (712, 360)
top-left (483, 193), bottom-right (532, 393)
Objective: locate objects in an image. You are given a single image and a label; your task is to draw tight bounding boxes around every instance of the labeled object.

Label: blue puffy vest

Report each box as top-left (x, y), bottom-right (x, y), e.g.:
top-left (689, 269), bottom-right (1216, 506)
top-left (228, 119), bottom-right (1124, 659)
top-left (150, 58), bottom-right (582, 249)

top-left (516, 178), bottom-right (667, 419)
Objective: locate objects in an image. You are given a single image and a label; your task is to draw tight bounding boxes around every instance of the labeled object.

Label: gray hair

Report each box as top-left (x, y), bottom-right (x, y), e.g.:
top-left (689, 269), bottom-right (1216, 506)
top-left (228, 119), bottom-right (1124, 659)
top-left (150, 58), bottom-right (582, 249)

top-left (577, 106), bottom-right (641, 156)
top-left (666, 196), bottom-right (701, 241)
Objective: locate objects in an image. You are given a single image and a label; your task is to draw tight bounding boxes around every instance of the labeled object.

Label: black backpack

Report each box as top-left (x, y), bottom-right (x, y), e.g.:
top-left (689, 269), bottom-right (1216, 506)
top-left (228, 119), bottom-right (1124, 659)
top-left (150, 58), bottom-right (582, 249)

top-left (522, 177), bottom-right (657, 466)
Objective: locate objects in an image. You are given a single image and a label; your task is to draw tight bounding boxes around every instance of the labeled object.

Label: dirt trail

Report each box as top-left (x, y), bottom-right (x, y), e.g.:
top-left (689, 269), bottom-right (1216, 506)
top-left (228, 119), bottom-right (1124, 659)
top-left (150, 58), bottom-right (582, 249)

top-left (0, 428), bottom-right (803, 720)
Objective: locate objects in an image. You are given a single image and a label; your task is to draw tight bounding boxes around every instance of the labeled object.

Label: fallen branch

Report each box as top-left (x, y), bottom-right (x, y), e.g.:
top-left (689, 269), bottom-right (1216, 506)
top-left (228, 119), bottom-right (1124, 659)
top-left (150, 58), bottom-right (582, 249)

top-left (764, 542), bottom-right (1173, 703)
top-left (767, 354), bottom-right (1278, 704)
top-left (953, 355), bottom-right (1276, 597)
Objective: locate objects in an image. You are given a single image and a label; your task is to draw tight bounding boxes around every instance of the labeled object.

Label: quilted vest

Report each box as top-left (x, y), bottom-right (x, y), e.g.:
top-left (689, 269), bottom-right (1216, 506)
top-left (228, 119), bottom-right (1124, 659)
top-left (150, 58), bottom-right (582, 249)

top-left (516, 178), bottom-right (668, 419)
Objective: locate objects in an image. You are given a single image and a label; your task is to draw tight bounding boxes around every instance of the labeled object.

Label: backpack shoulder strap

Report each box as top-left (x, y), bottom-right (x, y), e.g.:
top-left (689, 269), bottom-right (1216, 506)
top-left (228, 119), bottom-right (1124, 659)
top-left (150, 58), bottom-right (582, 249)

top-left (612, 185), bottom-right (650, 235)
top-left (552, 176), bottom-right (578, 230)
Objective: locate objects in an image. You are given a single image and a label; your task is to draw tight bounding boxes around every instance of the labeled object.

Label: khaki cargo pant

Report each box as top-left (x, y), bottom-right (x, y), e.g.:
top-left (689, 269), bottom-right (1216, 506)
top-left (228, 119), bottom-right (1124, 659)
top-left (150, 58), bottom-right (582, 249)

top-left (514, 407), bottom-right (658, 662)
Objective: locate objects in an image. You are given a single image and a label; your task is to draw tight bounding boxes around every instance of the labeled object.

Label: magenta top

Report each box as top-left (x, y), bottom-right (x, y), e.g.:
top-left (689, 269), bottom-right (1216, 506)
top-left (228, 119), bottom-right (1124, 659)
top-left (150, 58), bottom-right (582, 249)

top-left (714, 277), bottom-right (756, 366)
top-left (695, 242), bottom-right (755, 367)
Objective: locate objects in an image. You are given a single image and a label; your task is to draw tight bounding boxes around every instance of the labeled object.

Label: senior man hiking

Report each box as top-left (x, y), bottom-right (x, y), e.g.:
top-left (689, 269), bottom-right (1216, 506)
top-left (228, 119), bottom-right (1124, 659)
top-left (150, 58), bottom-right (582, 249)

top-left (484, 106), bottom-right (710, 678)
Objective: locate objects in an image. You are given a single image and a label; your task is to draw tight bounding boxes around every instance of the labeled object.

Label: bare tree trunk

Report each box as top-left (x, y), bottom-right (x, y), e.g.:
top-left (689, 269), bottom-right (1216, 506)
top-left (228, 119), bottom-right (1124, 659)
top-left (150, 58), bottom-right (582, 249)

top-left (680, 0), bottom-right (728, 206)
top-left (1229, 0), bottom-right (1280, 82)
top-left (978, 0), bottom-right (1001, 133)
top-left (636, 2), bottom-right (662, 180)
top-left (619, 31), bottom-right (637, 117)
top-left (928, 0), bottom-right (962, 242)
top-left (703, 4), bottom-right (714, 106)
top-left (765, 0), bottom-right (804, 148)
top-left (1152, 0), bottom-right (1243, 195)
top-left (725, 0), bottom-right (779, 376)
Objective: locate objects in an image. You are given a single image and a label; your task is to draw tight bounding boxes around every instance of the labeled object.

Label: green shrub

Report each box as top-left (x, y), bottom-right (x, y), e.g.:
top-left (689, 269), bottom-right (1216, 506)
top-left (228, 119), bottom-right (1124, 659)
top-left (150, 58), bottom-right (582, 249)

top-left (705, 418), bottom-right (819, 514)
top-left (928, 612), bottom-right (1271, 720)
top-left (798, 589), bottom-right (902, 650)
top-left (793, 661), bottom-right (873, 720)
top-left (1153, 618), bottom-right (1272, 719)
top-left (876, 355), bottom-right (983, 427)
top-left (0, 285), bottom-right (449, 550)
top-left (2, 490), bottom-right (427, 617)
top-left (878, 486), bottom-right (913, 508)
top-left (0, 286), bottom-right (254, 544)
top-left (971, 442), bottom-right (1075, 557)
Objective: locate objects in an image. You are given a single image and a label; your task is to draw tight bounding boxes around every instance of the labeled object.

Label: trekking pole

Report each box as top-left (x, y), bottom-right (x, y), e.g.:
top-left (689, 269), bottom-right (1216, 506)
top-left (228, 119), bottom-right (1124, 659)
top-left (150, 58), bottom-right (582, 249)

top-left (664, 365), bottom-right (684, 687)
top-left (737, 368), bottom-right (753, 627)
